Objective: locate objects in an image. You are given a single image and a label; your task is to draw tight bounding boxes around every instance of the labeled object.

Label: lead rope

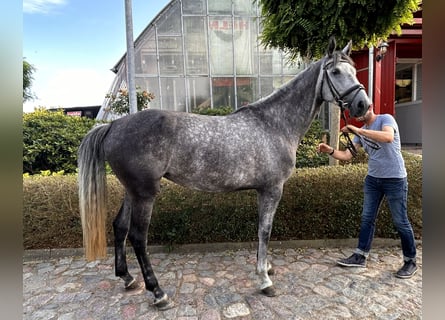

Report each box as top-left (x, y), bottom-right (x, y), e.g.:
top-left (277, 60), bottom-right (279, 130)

top-left (339, 104), bottom-right (358, 157)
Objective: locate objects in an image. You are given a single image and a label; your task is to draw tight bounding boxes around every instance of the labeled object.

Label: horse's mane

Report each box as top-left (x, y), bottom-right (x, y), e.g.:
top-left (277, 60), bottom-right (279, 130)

top-left (332, 50), bottom-right (355, 67)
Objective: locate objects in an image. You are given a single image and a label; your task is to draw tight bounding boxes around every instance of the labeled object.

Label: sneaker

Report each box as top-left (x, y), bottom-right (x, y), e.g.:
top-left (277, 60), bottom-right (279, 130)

top-left (337, 253), bottom-right (366, 267)
top-left (395, 260), bottom-right (417, 279)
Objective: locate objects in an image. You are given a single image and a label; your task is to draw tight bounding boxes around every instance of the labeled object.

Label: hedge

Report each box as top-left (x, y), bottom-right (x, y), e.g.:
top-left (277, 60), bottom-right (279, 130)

top-left (23, 152), bottom-right (422, 250)
top-left (23, 109), bottom-right (96, 174)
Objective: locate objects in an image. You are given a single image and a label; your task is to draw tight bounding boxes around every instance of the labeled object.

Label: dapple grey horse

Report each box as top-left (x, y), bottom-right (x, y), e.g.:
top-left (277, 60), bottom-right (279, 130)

top-left (78, 37), bottom-right (371, 309)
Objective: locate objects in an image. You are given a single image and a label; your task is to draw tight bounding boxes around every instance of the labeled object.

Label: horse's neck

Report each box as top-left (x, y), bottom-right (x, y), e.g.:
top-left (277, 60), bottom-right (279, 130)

top-left (254, 59), bottom-right (324, 147)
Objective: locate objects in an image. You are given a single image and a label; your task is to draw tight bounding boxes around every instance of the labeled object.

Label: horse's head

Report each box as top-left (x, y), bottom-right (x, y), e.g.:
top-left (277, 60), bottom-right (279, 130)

top-left (320, 37), bottom-right (371, 118)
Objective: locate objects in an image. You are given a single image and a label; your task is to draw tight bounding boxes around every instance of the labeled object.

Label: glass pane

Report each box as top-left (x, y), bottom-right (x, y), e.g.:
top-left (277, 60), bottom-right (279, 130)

top-left (208, 0), bottom-right (231, 14)
top-left (136, 28), bottom-right (156, 51)
top-left (212, 77), bottom-right (235, 107)
top-left (259, 51), bottom-right (273, 75)
top-left (136, 51), bottom-right (158, 75)
top-left (184, 17), bottom-right (208, 75)
top-left (159, 54), bottom-right (184, 75)
top-left (234, 17), bottom-right (255, 75)
top-left (260, 77), bottom-right (274, 97)
top-left (158, 36), bottom-right (182, 52)
top-left (237, 77), bottom-right (257, 107)
top-left (135, 77), bottom-right (160, 110)
top-left (182, 0), bottom-right (206, 15)
top-left (157, 2), bottom-right (181, 34)
top-left (209, 17), bottom-right (233, 75)
top-left (135, 29), bottom-right (157, 75)
top-left (234, 0), bottom-right (256, 16)
top-left (395, 64), bottom-right (413, 104)
top-left (187, 77), bottom-right (210, 110)
top-left (272, 51), bottom-right (283, 75)
top-left (272, 77), bottom-right (292, 91)
top-left (186, 54), bottom-right (208, 75)
top-left (161, 77), bottom-right (186, 112)
top-left (158, 36), bottom-right (184, 75)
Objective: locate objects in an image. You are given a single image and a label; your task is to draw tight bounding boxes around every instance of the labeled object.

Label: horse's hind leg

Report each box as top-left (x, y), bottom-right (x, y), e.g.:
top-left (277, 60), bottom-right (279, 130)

top-left (113, 195), bottom-right (138, 289)
top-left (256, 185), bottom-right (283, 297)
top-left (127, 194), bottom-right (174, 310)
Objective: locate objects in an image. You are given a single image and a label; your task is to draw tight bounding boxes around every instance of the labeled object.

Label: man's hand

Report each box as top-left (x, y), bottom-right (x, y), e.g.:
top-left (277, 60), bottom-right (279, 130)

top-left (341, 124), bottom-right (359, 135)
top-left (317, 143), bottom-right (333, 154)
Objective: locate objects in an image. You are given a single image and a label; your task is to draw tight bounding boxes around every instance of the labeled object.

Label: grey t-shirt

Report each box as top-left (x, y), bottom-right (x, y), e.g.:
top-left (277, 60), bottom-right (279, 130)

top-left (353, 114), bottom-right (407, 178)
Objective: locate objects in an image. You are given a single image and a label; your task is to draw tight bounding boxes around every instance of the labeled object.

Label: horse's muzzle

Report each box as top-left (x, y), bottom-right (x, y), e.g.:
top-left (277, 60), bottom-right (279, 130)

top-left (349, 91), bottom-right (371, 118)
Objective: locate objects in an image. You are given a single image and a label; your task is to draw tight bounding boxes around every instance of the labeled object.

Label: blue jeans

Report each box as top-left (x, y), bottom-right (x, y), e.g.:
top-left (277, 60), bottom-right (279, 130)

top-left (355, 175), bottom-right (416, 261)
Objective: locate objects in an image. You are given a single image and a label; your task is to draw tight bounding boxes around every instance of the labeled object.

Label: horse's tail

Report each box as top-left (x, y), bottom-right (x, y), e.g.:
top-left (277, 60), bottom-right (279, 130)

top-left (78, 124), bottom-right (111, 261)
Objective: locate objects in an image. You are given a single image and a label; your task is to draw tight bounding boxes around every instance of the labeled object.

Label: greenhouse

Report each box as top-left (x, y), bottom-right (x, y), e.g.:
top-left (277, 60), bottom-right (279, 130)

top-left (97, 0), bottom-right (311, 121)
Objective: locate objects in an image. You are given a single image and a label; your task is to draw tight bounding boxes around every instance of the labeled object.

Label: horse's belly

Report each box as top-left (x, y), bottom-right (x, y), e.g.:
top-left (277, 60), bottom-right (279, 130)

top-left (163, 170), bottom-right (256, 192)
top-left (164, 157), bottom-right (293, 192)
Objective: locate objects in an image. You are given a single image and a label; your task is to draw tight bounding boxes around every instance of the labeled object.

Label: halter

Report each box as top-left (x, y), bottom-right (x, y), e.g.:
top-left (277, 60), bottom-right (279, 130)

top-left (321, 58), bottom-right (366, 157)
top-left (322, 59), bottom-right (365, 112)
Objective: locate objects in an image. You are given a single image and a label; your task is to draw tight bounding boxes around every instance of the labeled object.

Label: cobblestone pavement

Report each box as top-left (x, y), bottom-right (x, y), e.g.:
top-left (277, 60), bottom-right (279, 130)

top-left (23, 243), bottom-right (422, 320)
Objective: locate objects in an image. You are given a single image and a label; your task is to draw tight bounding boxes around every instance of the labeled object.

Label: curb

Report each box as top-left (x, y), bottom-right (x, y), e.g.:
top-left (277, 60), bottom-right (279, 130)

top-left (23, 238), bottom-right (421, 262)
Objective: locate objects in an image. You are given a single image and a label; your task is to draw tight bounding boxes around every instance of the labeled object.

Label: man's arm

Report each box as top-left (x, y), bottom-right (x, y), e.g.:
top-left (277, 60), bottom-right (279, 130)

top-left (317, 142), bottom-right (358, 161)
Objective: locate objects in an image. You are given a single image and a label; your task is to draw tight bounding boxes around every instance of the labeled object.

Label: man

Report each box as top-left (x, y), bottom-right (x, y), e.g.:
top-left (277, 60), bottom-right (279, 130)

top-left (317, 105), bottom-right (417, 278)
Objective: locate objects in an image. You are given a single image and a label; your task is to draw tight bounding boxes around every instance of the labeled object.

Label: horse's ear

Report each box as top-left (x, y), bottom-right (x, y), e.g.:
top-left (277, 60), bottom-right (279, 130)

top-left (342, 40), bottom-right (352, 56)
top-left (327, 36), bottom-right (336, 56)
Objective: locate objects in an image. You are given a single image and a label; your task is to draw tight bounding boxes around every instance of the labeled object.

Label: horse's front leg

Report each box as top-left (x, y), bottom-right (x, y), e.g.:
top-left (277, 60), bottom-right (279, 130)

top-left (128, 195), bottom-right (174, 310)
top-left (113, 196), bottom-right (138, 289)
top-left (256, 185), bottom-right (283, 297)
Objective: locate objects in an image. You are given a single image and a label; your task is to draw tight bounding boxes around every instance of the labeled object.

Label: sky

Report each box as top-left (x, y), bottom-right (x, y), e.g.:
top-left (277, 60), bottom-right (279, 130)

top-left (23, 0), bottom-right (171, 112)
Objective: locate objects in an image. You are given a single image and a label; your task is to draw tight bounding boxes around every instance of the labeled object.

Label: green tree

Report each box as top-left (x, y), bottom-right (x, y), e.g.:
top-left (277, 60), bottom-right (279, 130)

top-left (258, 0), bottom-right (421, 59)
top-left (23, 58), bottom-right (36, 102)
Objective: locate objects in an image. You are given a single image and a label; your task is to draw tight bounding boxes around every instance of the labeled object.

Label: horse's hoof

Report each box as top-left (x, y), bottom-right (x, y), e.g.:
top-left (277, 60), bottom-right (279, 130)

top-left (261, 285), bottom-right (277, 297)
top-left (154, 294), bottom-right (175, 311)
top-left (124, 278), bottom-right (139, 290)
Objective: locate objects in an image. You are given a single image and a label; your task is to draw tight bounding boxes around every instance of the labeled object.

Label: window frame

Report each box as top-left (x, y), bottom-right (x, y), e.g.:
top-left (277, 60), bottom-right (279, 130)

top-left (395, 58), bottom-right (422, 105)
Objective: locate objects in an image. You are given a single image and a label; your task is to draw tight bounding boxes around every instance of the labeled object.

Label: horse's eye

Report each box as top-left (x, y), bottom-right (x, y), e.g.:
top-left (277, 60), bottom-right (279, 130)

top-left (332, 68), bottom-right (340, 75)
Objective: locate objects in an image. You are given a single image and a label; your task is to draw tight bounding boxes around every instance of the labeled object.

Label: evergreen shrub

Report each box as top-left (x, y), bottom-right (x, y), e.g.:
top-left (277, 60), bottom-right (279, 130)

top-left (23, 109), bottom-right (96, 174)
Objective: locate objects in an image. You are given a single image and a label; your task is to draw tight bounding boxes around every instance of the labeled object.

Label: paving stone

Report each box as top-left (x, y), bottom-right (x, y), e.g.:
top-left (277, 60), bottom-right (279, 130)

top-left (223, 302), bottom-right (250, 318)
top-left (23, 244), bottom-right (422, 319)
